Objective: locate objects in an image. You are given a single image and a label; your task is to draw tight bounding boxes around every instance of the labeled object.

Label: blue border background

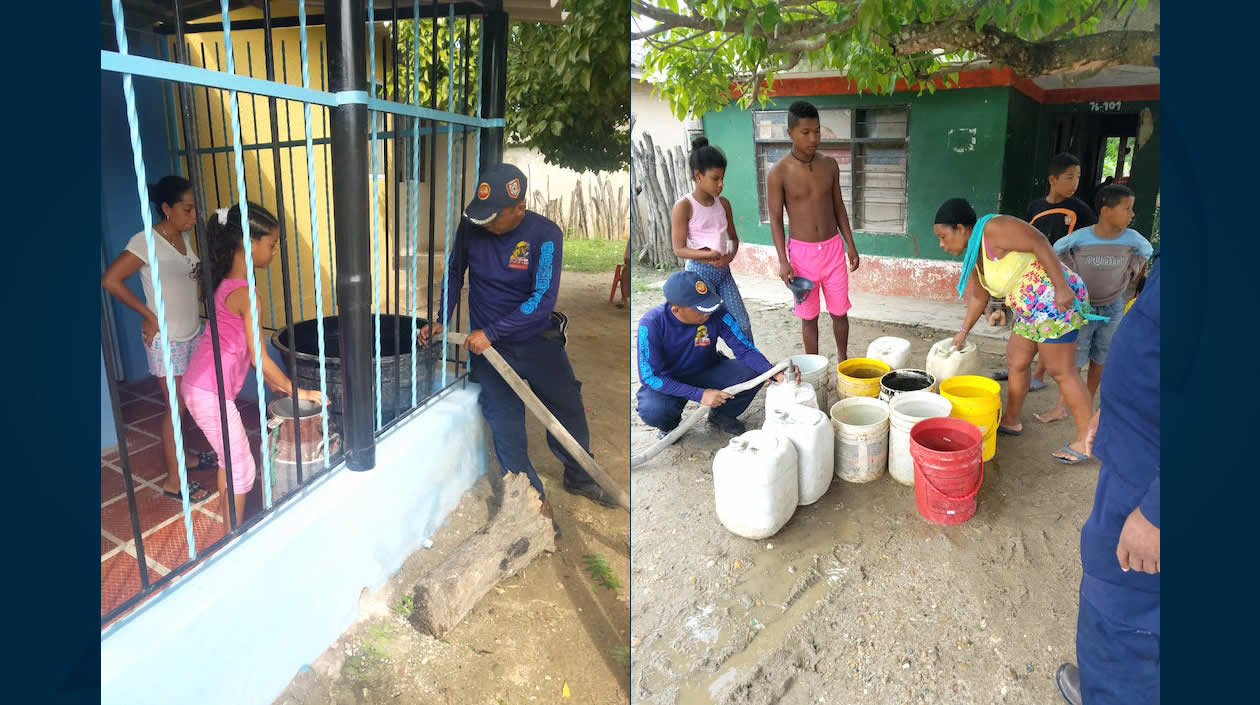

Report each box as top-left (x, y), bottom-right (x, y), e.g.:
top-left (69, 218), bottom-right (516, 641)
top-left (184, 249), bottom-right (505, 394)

top-left (4, 2), bottom-right (102, 702)
top-left (1, 1), bottom-right (1253, 701)
top-left (1161, 2), bottom-right (1257, 700)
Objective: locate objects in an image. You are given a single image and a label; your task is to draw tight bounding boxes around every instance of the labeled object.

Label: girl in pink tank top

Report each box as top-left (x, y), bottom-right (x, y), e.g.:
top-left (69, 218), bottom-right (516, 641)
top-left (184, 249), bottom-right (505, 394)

top-left (182, 202), bottom-right (325, 525)
top-left (670, 138), bottom-right (755, 340)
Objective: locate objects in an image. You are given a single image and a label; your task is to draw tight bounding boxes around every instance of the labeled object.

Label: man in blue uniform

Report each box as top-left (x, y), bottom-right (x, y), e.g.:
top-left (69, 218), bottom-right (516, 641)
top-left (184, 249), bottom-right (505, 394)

top-left (418, 163), bottom-right (616, 509)
top-left (636, 271), bottom-right (783, 438)
top-left (1056, 254), bottom-right (1160, 705)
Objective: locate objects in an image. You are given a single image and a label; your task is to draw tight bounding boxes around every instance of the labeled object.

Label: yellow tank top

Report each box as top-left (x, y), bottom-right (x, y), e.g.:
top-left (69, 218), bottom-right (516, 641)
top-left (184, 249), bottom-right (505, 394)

top-left (978, 235), bottom-right (1036, 298)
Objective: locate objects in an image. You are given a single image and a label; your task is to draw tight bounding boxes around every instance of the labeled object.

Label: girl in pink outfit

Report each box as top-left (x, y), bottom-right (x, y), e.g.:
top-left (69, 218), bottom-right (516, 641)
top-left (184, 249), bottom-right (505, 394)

top-left (182, 202), bottom-right (324, 524)
top-left (670, 137), bottom-right (754, 340)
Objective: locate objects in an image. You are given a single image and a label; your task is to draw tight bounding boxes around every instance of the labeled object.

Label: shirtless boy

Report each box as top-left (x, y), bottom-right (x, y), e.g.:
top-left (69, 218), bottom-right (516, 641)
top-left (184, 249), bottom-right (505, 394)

top-left (768, 101), bottom-right (860, 359)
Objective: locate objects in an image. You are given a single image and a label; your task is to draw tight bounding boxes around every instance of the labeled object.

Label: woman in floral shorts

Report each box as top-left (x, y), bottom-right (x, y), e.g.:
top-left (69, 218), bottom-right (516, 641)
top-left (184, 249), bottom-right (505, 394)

top-left (933, 198), bottom-right (1105, 466)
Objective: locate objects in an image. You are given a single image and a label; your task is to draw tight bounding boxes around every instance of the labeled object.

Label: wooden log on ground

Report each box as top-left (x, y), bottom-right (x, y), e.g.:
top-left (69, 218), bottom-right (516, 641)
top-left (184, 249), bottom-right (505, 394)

top-left (409, 471), bottom-right (556, 639)
top-left (444, 331), bottom-right (631, 512)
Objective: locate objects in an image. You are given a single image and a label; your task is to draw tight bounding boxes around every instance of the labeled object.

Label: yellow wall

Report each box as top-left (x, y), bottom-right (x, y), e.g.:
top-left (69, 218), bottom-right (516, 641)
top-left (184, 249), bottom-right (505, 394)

top-left (175, 7), bottom-right (476, 328)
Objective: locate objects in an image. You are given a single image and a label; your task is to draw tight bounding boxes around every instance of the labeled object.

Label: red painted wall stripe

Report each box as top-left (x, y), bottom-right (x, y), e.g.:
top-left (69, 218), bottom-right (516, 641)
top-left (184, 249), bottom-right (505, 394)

top-left (730, 67), bottom-right (1158, 105)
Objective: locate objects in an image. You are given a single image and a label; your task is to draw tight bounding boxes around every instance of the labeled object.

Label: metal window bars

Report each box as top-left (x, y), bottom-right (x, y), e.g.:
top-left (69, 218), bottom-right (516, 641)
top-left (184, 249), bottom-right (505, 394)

top-left (101, 0), bottom-right (497, 627)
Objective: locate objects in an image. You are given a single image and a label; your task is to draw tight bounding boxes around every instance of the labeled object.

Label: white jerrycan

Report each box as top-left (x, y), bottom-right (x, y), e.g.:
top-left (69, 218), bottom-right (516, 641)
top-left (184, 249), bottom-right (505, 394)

top-left (712, 430), bottom-right (798, 539)
top-left (763, 403), bottom-right (834, 505)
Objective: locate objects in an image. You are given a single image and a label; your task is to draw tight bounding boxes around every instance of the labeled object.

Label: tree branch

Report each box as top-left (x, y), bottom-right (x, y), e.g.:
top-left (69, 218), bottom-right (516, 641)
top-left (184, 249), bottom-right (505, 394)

top-left (698, 34), bottom-right (736, 76)
top-left (632, 0), bottom-right (857, 46)
top-left (631, 1), bottom-right (715, 33)
top-left (631, 24), bottom-right (672, 40)
top-left (891, 20), bottom-right (1159, 75)
top-left (637, 1), bottom-right (1160, 98)
top-left (644, 30), bottom-right (711, 52)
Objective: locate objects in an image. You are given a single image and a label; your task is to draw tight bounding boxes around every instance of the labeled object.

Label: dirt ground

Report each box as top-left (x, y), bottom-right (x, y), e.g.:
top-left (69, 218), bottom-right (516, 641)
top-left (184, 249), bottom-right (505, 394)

top-left (274, 271), bottom-right (630, 705)
top-left (630, 273), bottom-right (1098, 705)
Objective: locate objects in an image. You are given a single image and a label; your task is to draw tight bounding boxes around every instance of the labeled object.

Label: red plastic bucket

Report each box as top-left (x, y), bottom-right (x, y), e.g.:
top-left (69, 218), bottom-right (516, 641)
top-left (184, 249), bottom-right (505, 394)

top-left (909, 417), bottom-right (984, 525)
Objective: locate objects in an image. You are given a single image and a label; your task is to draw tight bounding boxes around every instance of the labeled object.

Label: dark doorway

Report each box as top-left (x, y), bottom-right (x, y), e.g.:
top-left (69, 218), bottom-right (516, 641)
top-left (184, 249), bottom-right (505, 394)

top-left (1049, 112), bottom-right (1139, 211)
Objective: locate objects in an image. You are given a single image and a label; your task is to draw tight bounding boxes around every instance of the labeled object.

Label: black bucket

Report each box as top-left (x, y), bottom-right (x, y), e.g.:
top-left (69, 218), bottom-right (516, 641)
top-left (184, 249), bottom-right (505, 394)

top-left (879, 369), bottom-right (937, 402)
top-left (271, 314), bottom-right (442, 430)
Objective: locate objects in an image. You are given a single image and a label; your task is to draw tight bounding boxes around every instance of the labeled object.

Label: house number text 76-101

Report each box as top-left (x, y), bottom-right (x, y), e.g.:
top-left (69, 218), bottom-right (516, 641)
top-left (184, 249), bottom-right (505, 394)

top-left (1089, 101), bottom-right (1123, 112)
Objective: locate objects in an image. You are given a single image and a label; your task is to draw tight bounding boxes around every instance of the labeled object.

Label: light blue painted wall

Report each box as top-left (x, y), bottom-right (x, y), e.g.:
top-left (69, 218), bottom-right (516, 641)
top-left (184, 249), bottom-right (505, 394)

top-left (102, 352), bottom-right (118, 449)
top-left (101, 386), bottom-right (488, 705)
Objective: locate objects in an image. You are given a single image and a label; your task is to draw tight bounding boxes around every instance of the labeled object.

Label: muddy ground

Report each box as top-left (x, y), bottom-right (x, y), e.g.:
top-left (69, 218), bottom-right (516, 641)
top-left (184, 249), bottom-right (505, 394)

top-left (630, 273), bottom-right (1097, 705)
top-left (275, 271), bottom-right (630, 705)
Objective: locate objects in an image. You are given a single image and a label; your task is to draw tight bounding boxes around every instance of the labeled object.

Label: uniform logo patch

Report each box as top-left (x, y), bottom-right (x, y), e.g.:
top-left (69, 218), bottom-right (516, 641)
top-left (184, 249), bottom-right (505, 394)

top-left (509, 240), bottom-right (530, 270)
top-left (477, 182), bottom-right (491, 200)
top-left (695, 280), bottom-right (708, 295)
top-left (694, 324), bottom-right (711, 347)
top-left (506, 178), bottom-right (522, 199)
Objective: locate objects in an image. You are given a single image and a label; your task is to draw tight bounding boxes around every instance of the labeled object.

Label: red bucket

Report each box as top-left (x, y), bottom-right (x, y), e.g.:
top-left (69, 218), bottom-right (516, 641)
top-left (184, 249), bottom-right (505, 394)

top-left (909, 417), bottom-right (984, 525)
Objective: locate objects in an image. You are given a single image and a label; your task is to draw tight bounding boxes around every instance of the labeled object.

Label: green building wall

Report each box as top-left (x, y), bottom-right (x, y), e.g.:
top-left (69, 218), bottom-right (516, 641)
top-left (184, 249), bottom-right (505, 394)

top-left (702, 87), bottom-right (1160, 261)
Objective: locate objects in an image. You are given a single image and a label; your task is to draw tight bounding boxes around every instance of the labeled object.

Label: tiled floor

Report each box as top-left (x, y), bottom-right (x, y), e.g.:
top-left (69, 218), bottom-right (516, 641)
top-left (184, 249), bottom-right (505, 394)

top-left (101, 377), bottom-right (265, 623)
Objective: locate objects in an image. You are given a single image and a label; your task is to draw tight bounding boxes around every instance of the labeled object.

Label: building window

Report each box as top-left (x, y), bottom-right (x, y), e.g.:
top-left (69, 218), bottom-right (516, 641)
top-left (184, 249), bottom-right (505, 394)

top-left (754, 107), bottom-right (909, 233)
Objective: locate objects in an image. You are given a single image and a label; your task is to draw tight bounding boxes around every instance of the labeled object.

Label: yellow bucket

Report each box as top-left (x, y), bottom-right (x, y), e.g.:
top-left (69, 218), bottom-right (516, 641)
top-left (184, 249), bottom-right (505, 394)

top-left (939, 376), bottom-right (1002, 461)
top-left (836, 358), bottom-right (892, 399)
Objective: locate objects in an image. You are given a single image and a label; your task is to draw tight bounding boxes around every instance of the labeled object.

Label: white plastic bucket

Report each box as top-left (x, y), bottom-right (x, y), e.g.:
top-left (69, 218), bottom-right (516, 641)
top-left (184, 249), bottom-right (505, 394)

top-left (763, 403), bottom-right (834, 505)
top-left (713, 430), bottom-right (799, 539)
top-left (789, 354), bottom-right (830, 409)
top-left (829, 397), bottom-right (890, 484)
top-left (888, 391), bottom-right (954, 486)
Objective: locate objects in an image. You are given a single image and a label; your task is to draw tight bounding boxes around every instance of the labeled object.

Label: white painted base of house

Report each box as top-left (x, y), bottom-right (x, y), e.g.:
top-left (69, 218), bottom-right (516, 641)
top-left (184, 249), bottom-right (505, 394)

top-left (727, 243), bottom-right (964, 302)
top-left (101, 385), bottom-right (489, 705)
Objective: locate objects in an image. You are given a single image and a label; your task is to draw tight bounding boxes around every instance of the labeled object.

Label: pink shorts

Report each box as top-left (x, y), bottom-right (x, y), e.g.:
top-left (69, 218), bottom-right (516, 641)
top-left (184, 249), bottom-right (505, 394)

top-left (182, 384), bottom-right (256, 495)
top-left (788, 233), bottom-right (851, 319)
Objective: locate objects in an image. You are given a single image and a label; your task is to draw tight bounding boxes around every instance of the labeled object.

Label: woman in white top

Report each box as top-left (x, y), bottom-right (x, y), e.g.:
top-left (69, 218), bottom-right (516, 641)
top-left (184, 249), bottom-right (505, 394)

top-left (102, 176), bottom-right (213, 502)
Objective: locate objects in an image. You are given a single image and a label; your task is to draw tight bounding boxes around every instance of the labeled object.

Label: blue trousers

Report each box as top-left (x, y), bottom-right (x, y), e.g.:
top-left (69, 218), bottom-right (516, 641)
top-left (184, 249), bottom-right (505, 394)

top-left (1076, 590), bottom-right (1160, 705)
top-left (636, 359), bottom-right (760, 431)
top-left (470, 334), bottom-right (594, 498)
top-left (686, 259), bottom-right (753, 343)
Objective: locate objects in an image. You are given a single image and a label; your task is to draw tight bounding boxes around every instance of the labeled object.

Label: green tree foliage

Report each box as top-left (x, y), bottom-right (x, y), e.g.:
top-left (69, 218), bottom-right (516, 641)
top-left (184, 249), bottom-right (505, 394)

top-left (385, 1), bottom-right (629, 173)
top-left (634, 0), bottom-right (1158, 119)
top-left (508, 0), bottom-right (631, 173)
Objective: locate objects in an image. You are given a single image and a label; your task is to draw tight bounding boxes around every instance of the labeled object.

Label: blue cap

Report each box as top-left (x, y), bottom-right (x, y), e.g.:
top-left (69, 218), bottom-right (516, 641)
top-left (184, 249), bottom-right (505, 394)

top-left (465, 163), bottom-right (528, 225)
top-left (663, 271), bottom-right (722, 313)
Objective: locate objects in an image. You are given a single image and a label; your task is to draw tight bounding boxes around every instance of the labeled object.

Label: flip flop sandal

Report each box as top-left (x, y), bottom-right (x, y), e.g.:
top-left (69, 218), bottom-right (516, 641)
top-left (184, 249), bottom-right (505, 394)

top-left (1055, 663), bottom-right (1083, 705)
top-left (187, 450), bottom-right (218, 470)
top-left (997, 425), bottom-right (1022, 436)
top-left (164, 480), bottom-right (212, 503)
top-left (1029, 378), bottom-right (1048, 392)
top-left (1052, 446), bottom-right (1090, 465)
top-left (992, 370), bottom-right (1009, 381)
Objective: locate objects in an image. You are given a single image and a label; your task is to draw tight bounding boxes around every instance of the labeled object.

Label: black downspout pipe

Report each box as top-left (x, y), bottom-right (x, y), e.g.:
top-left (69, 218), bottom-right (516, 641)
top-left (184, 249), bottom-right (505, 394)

top-left (480, 8), bottom-right (508, 170)
top-left (327, 0), bottom-right (376, 471)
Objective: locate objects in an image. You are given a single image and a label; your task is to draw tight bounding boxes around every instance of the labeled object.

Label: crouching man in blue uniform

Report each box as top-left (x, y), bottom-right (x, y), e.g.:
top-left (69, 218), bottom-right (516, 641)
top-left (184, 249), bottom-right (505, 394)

top-left (418, 163), bottom-right (616, 510)
top-left (636, 271), bottom-right (784, 439)
top-left (1056, 254), bottom-right (1160, 705)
